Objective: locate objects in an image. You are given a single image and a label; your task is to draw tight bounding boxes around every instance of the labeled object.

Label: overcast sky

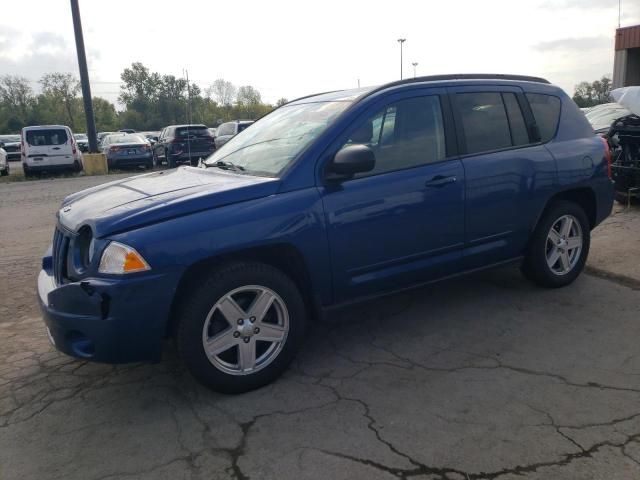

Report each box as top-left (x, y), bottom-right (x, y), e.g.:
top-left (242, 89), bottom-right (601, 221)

top-left (1, 0), bottom-right (639, 107)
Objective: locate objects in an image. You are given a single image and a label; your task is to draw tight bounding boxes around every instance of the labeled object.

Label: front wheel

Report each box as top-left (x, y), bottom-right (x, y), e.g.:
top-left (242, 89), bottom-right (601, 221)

top-left (522, 201), bottom-right (590, 288)
top-left (177, 262), bottom-right (307, 393)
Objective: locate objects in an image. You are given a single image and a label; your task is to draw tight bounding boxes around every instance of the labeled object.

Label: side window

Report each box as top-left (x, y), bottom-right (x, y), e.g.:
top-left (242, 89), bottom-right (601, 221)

top-left (502, 93), bottom-right (530, 146)
top-left (526, 93), bottom-right (561, 143)
top-left (455, 92), bottom-right (511, 154)
top-left (339, 95), bottom-right (446, 177)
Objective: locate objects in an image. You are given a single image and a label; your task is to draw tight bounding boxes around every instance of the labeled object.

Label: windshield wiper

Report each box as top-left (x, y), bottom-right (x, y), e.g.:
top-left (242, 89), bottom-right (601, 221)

top-left (206, 160), bottom-right (245, 172)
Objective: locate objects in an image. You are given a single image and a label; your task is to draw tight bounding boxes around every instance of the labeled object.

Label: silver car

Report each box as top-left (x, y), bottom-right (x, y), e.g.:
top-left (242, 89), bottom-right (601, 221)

top-left (214, 120), bottom-right (254, 149)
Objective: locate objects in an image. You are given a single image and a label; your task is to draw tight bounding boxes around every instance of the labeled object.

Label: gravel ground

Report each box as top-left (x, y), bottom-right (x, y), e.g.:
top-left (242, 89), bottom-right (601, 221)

top-left (1, 174), bottom-right (639, 480)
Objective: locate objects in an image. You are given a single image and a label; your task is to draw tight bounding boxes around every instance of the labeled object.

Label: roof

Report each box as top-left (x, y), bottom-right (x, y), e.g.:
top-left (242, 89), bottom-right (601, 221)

top-left (288, 74), bottom-right (550, 105)
top-left (615, 24), bottom-right (640, 50)
top-left (22, 125), bottom-right (71, 130)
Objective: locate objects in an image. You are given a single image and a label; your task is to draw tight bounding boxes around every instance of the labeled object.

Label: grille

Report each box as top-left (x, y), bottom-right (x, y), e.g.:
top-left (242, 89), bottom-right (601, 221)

top-left (4, 145), bottom-right (19, 152)
top-left (52, 227), bottom-right (71, 285)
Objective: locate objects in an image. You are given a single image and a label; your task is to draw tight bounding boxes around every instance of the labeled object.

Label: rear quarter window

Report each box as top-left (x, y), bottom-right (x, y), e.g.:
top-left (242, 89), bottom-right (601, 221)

top-left (526, 93), bottom-right (561, 143)
top-left (26, 129), bottom-right (68, 146)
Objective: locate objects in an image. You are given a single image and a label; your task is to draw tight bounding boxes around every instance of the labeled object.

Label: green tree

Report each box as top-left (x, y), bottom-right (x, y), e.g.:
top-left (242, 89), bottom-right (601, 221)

top-left (275, 98), bottom-right (288, 107)
top-left (40, 73), bottom-right (81, 129)
top-left (0, 75), bottom-right (34, 130)
top-left (573, 76), bottom-right (612, 108)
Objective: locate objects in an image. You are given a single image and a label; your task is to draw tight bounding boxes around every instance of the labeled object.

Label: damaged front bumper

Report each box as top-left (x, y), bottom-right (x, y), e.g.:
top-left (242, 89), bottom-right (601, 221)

top-left (38, 249), bottom-right (178, 363)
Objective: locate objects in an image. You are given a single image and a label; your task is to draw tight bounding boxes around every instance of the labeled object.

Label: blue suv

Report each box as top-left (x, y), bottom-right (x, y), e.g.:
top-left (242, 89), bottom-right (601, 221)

top-left (38, 75), bottom-right (613, 393)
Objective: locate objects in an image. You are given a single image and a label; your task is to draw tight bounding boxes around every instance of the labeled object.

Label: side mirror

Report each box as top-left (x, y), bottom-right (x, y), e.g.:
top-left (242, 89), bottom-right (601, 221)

top-left (328, 145), bottom-right (375, 178)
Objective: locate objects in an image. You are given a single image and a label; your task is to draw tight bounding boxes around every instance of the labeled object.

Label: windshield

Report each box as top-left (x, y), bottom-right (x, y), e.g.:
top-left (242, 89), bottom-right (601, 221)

top-left (105, 134), bottom-right (147, 144)
top-left (176, 126), bottom-right (209, 137)
top-left (204, 101), bottom-right (351, 176)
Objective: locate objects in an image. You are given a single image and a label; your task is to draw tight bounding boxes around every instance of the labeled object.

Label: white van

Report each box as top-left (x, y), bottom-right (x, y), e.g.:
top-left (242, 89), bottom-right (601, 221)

top-left (21, 125), bottom-right (82, 177)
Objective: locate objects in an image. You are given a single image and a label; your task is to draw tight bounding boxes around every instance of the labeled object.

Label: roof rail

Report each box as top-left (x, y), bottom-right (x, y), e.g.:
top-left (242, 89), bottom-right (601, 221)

top-left (359, 74), bottom-right (550, 101)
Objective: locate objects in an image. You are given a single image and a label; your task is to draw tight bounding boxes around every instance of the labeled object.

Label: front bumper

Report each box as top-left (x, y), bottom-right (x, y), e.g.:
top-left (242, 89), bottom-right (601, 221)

top-left (38, 256), bottom-right (180, 363)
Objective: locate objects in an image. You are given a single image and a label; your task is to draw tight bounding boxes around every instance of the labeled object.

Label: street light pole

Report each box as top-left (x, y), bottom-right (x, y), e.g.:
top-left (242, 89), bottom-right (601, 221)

top-left (397, 38), bottom-right (406, 80)
top-left (412, 62), bottom-right (418, 78)
top-left (70, 0), bottom-right (98, 153)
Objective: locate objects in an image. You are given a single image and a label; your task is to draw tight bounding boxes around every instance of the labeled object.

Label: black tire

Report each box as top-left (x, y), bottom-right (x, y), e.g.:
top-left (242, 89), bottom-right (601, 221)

top-left (73, 160), bottom-right (82, 172)
top-left (22, 164), bottom-right (32, 178)
top-left (522, 200), bottom-right (590, 288)
top-left (166, 150), bottom-right (176, 168)
top-left (176, 262), bottom-right (307, 394)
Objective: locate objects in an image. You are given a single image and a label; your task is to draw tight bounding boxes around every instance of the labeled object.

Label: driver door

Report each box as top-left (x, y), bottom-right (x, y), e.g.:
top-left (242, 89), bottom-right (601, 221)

top-left (319, 90), bottom-right (465, 303)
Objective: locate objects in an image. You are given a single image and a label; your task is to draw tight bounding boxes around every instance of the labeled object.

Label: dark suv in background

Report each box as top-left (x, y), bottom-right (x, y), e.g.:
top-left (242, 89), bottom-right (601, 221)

top-left (38, 74), bottom-right (613, 394)
top-left (155, 124), bottom-right (215, 167)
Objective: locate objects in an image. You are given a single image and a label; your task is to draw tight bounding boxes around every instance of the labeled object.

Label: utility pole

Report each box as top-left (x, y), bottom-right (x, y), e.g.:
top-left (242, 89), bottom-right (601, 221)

top-left (70, 0), bottom-right (98, 153)
top-left (618, 0), bottom-right (622, 27)
top-left (412, 62), bottom-right (418, 78)
top-left (397, 38), bottom-right (406, 80)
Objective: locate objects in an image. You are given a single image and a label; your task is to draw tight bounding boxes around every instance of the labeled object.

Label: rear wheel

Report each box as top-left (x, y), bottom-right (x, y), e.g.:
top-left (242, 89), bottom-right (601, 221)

top-left (177, 262), bottom-right (307, 393)
top-left (522, 201), bottom-right (590, 288)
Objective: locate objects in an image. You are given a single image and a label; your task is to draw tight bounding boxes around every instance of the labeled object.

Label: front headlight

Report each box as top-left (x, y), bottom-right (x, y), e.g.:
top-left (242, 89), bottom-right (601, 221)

top-left (98, 241), bottom-right (151, 274)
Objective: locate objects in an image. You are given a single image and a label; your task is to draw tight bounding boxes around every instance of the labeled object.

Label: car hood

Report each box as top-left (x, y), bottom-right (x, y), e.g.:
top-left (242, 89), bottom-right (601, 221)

top-left (58, 166), bottom-right (279, 237)
top-left (611, 87), bottom-right (640, 116)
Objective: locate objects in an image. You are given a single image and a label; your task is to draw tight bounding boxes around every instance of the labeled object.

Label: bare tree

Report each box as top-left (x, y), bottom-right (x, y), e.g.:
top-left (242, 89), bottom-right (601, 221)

top-left (206, 79), bottom-right (236, 107)
top-left (236, 85), bottom-right (262, 105)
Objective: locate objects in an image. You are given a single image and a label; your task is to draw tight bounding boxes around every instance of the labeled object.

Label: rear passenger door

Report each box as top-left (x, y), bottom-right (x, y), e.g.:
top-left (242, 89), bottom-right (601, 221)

top-left (448, 86), bottom-right (556, 268)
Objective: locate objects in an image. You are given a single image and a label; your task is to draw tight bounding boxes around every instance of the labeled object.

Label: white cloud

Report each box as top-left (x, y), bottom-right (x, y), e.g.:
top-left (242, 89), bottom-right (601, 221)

top-left (0, 0), bottom-right (637, 102)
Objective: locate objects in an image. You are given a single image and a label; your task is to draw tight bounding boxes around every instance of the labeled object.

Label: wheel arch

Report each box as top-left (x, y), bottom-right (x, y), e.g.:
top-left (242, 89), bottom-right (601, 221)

top-left (166, 243), bottom-right (317, 338)
top-left (534, 187), bottom-right (597, 232)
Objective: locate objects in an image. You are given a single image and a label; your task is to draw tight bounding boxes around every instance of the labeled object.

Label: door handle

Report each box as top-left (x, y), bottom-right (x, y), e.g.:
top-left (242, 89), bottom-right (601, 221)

top-left (425, 175), bottom-right (457, 188)
top-left (52, 147), bottom-right (61, 150)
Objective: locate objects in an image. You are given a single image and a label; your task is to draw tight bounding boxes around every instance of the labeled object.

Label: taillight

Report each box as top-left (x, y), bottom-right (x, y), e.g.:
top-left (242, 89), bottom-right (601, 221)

top-left (601, 137), bottom-right (612, 178)
top-left (72, 143), bottom-right (77, 155)
top-left (109, 146), bottom-right (120, 153)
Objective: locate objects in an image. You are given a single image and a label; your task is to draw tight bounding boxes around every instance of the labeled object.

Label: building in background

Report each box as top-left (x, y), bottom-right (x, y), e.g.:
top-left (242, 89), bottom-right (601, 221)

top-left (613, 24), bottom-right (640, 88)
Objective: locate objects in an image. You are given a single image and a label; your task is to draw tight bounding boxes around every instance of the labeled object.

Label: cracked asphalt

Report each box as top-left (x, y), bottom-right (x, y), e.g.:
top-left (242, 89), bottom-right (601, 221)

top-left (1, 174), bottom-right (640, 480)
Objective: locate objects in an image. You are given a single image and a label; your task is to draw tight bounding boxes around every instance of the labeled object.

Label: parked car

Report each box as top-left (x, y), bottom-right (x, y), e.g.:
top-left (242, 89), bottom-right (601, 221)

top-left (21, 125), bottom-right (81, 177)
top-left (97, 131), bottom-right (117, 148)
top-left (100, 133), bottom-right (153, 169)
top-left (140, 131), bottom-right (160, 145)
top-left (154, 124), bottom-right (215, 167)
top-left (584, 102), bottom-right (631, 135)
top-left (208, 127), bottom-right (217, 138)
top-left (604, 87), bottom-right (640, 204)
top-left (0, 143), bottom-right (9, 176)
top-left (38, 74), bottom-right (613, 394)
top-left (74, 133), bottom-right (89, 152)
top-left (0, 134), bottom-right (22, 161)
top-left (214, 120), bottom-right (253, 149)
